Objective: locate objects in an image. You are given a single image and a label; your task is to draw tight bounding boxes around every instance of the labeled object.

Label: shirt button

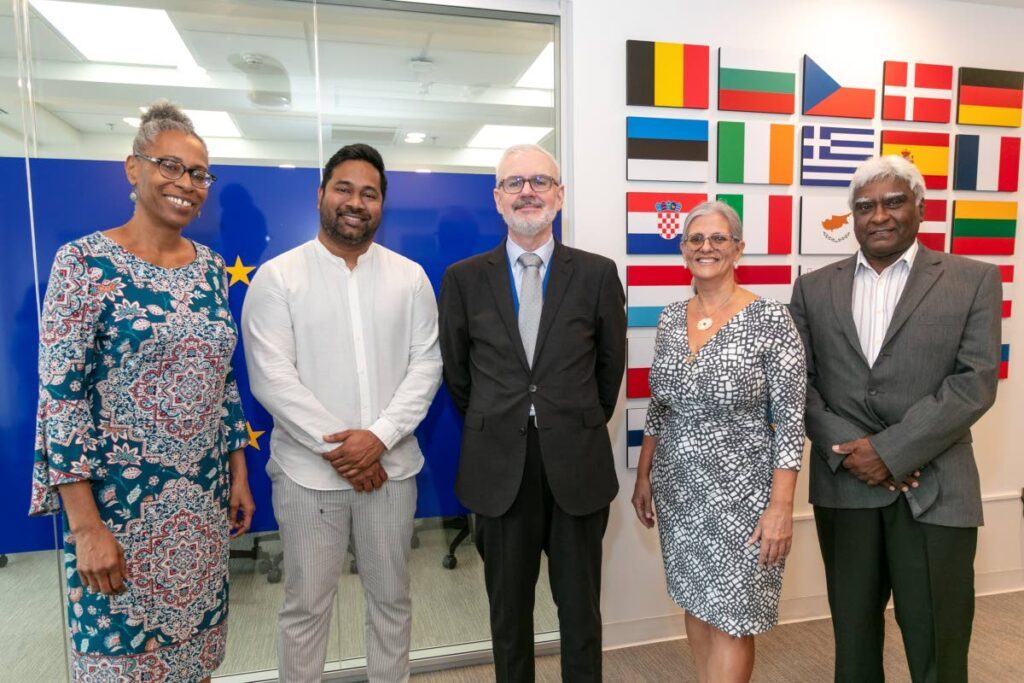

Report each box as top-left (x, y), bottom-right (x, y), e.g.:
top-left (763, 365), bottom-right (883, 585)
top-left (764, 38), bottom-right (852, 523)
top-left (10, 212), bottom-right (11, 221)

top-left (528, 384), bottom-right (537, 393)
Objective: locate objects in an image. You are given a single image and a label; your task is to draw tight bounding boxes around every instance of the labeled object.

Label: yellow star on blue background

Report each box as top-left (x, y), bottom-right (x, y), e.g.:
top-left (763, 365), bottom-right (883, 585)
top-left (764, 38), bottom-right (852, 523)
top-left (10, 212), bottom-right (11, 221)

top-left (225, 256), bottom-right (256, 286)
top-left (246, 421), bottom-right (266, 450)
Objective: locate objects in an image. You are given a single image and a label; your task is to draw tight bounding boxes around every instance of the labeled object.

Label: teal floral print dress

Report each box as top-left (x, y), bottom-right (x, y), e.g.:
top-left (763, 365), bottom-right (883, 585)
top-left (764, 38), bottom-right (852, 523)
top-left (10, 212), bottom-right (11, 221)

top-left (31, 232), bottom-right (249, 682)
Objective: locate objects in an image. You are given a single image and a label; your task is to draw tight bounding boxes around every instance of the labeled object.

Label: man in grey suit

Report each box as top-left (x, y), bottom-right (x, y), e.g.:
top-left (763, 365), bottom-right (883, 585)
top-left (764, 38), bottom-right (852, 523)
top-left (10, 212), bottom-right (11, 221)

top-left (789, 155), bottom-right (1001, 683)
top-left (439, 144), bottom-right (626, 682)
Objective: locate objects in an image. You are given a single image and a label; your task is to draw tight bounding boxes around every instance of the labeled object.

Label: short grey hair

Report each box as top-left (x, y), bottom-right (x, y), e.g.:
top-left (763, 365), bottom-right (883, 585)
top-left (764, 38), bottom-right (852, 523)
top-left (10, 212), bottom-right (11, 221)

top-left (132, 100), bottom-right (207, 155)
top-left (495, 143), bottom-right (561, 185)
top-left (848, 155), bottom-right (925, 210)
top-left (682, 200), bottom-right (743, 241)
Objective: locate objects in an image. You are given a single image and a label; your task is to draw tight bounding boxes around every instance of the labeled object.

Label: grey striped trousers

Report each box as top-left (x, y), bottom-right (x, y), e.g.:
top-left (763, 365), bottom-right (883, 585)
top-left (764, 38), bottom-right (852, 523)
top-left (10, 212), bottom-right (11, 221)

top-left (268, 458), bottom-right (417, 682)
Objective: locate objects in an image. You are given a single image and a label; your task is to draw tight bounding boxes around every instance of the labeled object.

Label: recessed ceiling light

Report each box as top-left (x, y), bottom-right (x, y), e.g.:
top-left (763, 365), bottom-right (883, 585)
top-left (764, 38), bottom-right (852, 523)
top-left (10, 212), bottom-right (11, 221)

top-left (467, 125), bottom-right (553, 149)
top-left (516, 42), bottom-right (554, 90)
top-left (404, 132), bottom-right (427, 144)
top-left (30, 0), bottom-right (201, 71)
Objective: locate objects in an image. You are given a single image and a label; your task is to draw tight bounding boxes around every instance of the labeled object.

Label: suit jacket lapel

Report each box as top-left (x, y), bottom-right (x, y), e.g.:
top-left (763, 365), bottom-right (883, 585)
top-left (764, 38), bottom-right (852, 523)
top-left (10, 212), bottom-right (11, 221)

top-left (830, 255), bottom-right (870, 367)
top-left (533, 242), bottom-right (574, 363)
top-left (485, 241), bottom-right (531, 372)
top-left (881, 246), bottom-right (943, 349)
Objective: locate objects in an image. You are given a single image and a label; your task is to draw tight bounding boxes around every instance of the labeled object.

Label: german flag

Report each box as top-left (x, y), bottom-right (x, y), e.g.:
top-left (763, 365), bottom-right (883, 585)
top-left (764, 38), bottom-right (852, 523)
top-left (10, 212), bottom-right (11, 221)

top-left (957, 67), bottom-right (1024, 128)
top-left (951, 200), bottom-right (1017, 256)
top-left (627, 40), bottom-right (709, 109)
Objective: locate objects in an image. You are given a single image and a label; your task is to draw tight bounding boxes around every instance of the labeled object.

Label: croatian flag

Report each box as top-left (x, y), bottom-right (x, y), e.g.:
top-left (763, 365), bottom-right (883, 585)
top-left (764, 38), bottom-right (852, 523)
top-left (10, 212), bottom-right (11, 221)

top-left (626, 192), bottom-right (707, 254)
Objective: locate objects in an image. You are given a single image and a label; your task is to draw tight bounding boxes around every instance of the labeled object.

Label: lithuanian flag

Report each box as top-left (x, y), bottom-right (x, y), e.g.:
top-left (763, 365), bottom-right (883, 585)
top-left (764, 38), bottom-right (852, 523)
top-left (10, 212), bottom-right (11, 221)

top-left (627, 40), bottom-right (709, 109)
top-left (957, 67), bottom-right (1024, 128)
top-left (951, 200), bottom-right (1018, 256)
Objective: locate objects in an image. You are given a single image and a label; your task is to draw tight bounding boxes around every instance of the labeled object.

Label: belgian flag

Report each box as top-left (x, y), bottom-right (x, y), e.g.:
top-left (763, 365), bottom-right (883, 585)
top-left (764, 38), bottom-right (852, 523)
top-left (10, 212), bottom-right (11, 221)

top-left (627, 40), bottom-right (709, 109)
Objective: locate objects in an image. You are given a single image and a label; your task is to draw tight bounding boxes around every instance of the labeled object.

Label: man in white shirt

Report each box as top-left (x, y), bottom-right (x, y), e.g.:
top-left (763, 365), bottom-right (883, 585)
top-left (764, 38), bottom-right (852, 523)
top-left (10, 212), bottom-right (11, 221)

top-left (241, 143), bottom-right (442, 683)
top-left (790, 155), bottom-right (1001, 683)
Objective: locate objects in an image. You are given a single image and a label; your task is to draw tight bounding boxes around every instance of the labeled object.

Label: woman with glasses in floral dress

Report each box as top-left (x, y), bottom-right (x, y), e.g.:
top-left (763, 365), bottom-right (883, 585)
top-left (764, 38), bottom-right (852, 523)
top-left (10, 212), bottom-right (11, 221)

top-left (30, 101), bottom-right (253, 682)
top-left (631, 200), bottom-right (806, 683)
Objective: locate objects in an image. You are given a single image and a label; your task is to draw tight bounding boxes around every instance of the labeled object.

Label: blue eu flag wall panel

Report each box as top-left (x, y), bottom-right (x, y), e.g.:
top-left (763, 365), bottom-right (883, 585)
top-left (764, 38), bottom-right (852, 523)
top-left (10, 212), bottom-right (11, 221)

top-left (2, 157), bottom-right (533, 553)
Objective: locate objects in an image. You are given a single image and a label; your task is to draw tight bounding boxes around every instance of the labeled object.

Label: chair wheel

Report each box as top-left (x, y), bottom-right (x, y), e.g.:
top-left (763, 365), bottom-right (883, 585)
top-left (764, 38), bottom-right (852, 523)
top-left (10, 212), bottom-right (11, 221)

top-left (442, 555), bottom-right (457, 569)
top-left (267, 568), bottom-right (282, 583)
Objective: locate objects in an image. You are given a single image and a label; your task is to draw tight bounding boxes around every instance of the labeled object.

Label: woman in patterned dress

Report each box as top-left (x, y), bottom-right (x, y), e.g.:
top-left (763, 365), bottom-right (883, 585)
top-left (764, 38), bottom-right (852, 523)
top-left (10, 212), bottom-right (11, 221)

top-left (30, 102), bottom-right (254, 682)
top-left (631, 201), bottom-right (806, 682)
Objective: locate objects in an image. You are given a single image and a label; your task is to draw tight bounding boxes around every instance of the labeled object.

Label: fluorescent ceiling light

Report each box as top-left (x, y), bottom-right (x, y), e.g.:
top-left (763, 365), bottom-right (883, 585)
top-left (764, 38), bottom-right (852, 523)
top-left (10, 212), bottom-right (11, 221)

top-left (516, 42), bottom-right (554, 89)
top-left (126, 108), bottom-right (242, 138)
top-left (467, 125), bottom-right (553, 149)
top-left (279, 164), bottom-right (296, 169)
top-left (414, 169), bottom-right (432, 174)
top-left (30, 0), bottom-right (200, 71)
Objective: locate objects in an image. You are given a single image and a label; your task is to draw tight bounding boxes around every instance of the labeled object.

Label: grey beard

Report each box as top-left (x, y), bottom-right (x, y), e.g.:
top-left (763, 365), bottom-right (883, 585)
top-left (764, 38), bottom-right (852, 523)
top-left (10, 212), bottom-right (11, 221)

top-left (502, 206), bottom-right (557, 237)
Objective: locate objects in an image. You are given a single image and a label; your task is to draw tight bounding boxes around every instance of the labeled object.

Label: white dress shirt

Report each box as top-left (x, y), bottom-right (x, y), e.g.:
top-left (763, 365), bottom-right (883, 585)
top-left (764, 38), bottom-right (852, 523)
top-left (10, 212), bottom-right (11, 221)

top-left (241, 239), bottom-right (442, 490)
top-left (852, 240), bottom-right (918, 367)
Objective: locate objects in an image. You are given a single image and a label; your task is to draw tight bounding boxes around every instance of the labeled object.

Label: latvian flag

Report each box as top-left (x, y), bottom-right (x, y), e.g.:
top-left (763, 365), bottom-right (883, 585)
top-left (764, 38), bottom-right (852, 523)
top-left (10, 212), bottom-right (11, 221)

top-left (627, 116), bottom-right (709, 182)
top-left (1000, 344), bottom-right (1010, 380)
top-left (917, 199), bottom-right (948, 252)
top-left (716, 194), bottom-right (793, 254)
top-left (626, 264), bottom-right (794, 328)
top-left (1000, 265), bottom-right (1014, 319)
top-left (951, 200), bottom-right (1017, 255)
top-left (953, 133), bottom-right (1021, 192)
top-left (626, 192), bottom-right (707, 254)
top-left (627, 335), bottom-right (655, 399)
top-left (882, 61), bottom-right (954, 123)
top-left (800, 125), bottom-right (875, 187)
top-left (880, 130), bottom-right (950, 190)
top-left (626, 408), bottom-right (647, 469)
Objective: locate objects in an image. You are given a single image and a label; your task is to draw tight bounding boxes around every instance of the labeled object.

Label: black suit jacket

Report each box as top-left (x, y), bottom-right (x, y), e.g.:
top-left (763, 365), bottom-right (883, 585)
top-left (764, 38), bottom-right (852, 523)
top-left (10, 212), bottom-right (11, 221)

top-left (438, 240), bottom-right (626, 517)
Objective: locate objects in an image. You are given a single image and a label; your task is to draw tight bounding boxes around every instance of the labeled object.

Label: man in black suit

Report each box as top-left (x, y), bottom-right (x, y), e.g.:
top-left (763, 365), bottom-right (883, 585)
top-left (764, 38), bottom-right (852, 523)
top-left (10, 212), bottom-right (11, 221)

top-left (439, 144), bottom-right (626, 682)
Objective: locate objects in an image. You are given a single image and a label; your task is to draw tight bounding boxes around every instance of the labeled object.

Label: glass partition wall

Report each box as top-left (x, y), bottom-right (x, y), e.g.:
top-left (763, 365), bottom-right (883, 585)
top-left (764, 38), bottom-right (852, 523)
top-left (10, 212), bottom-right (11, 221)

top-left (2, 0), bottom-right (559, 680)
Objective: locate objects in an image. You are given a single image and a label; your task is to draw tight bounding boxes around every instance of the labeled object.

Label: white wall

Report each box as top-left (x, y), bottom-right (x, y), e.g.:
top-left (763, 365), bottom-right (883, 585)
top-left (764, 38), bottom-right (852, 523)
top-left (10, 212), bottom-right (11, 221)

top-left (565, 0), bottom-right (1024, 647)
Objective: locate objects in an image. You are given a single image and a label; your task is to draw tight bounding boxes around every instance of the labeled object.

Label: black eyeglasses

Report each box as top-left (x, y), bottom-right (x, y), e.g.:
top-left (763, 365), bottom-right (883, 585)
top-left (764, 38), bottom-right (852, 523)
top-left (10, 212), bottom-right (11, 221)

top-left (135, 153), bottom-right (217, 189)
top-left (496, 174), bottom-right (558, 194)
top-left (685, 233), bottom-right (739, 248)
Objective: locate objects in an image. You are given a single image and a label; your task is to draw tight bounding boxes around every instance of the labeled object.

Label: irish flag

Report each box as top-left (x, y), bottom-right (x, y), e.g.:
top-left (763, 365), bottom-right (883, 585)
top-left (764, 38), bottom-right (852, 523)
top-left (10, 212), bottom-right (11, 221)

top-left (716, 193), bottom-right (793, 254)
top-left (951, 200), bottom-right (1017, 255)
top-left (626, 192), bottom-right (707, 255)
top-left (627, 335), bottom-right (655, 399)
top-left (717, 121), bottom-right (794, 184)
top-left (718, 48), bottom-right (796, 114)
top-left (626, 264), bottom-right (793, 328)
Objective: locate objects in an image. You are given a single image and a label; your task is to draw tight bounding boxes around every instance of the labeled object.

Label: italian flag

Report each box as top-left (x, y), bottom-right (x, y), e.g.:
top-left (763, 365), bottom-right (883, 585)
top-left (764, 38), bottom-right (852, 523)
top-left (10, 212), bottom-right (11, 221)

top-left (716, 194), bottom-right (793, 254)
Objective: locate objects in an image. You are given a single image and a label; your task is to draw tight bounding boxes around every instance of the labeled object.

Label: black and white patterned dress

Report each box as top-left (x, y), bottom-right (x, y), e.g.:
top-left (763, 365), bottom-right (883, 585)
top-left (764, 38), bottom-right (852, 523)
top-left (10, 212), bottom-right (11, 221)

top-left (645, 297), bottom-right (806, 637)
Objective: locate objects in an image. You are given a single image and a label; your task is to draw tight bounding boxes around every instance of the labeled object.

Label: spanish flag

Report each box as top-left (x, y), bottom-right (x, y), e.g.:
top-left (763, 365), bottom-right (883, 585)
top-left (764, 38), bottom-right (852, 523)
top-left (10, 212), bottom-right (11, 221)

top-left (880, 130), bottom-right (950, 189)
top-left (627, 40), bottom-right (709, 109)
top-left (957, 67), bottom-right (1024, 128)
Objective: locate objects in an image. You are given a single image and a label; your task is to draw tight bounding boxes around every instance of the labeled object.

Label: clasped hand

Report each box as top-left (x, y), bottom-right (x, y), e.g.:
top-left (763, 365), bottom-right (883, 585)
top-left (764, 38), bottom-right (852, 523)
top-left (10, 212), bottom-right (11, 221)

top-left (322, 429), bottom-right (388, 492)
top-left (833, 437), bottom-right (920, 491)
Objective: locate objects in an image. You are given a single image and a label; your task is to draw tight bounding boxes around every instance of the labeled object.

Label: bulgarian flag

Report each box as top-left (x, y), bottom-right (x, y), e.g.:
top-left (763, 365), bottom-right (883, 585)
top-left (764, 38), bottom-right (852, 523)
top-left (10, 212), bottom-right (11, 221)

top-left (716, 193), bottom-right (793, 254)
top-left (951, 200), bottom-right (1017, 255)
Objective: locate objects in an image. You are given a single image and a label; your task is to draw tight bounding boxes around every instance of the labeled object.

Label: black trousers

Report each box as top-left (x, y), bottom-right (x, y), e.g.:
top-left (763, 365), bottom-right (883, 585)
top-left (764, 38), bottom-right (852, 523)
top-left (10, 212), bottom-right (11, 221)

top-left (475, 419), bottom-right (610, 683)
top-left (815, 498), bottom-right (978, 683)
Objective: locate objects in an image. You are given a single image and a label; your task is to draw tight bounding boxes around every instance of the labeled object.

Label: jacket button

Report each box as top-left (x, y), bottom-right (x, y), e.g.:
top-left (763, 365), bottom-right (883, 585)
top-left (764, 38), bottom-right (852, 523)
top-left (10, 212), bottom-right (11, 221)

top-left (528, 384), bottom-right (537, 393)
top-left (519, 426), bottom-right (527, 435)
top-left (868, 389), bottom-right (878, 396)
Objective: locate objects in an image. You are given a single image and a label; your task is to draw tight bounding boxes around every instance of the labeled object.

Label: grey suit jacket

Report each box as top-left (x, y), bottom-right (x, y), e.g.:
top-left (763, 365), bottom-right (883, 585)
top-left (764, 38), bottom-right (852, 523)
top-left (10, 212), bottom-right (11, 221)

top-left (789, 246), bottom-right (1001, 527)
